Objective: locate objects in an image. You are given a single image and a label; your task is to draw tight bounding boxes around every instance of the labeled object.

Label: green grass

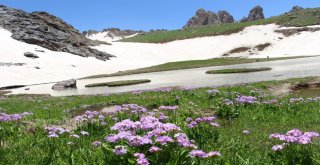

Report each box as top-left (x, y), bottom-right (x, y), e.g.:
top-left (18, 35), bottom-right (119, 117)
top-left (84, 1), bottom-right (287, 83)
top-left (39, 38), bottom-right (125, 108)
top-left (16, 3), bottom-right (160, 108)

top-left (206, 67), bottom-right (272, 74)
top-left (121, 8), bottom-right (320, 43)
top-left (85, 79), bottom-right (151, 87)
top-left (1, 77), bottom-right (320, 164)
top-left (82, 56), bottom-right (306, 79)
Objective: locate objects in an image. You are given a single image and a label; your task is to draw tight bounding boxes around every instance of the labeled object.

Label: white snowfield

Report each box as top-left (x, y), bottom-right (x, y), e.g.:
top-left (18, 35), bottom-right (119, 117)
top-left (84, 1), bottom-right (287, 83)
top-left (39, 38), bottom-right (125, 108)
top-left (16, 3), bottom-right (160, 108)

top-left (1, 24), bottom-right (320, 87)
top-left (86, 31), bottom-right (138, 43)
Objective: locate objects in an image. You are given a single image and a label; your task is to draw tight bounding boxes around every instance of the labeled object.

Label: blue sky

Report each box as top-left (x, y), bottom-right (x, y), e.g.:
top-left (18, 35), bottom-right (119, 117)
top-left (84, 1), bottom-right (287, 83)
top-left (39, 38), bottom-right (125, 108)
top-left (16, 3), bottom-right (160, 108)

top-left (1, 0), bottom-right (320, 32)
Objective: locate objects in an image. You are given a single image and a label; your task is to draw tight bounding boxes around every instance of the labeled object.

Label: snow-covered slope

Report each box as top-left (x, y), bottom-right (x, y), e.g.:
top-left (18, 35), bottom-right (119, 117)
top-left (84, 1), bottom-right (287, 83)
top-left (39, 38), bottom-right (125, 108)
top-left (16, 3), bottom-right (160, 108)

top-left (1, 24), bottom-right (320, 87)
top-left (86, 31), bottom-right (138, 43)
top-left (93, 24), bottom-right (320, 60)
top-left (0, 28), bottom-right (126, 87)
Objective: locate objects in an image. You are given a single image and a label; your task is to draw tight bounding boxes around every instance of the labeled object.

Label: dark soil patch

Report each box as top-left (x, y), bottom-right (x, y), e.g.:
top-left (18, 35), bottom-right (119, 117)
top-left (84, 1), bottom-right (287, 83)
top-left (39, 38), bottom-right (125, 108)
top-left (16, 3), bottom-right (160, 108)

top-left (275, 27), bottom-right (320, 37)
top-left (255, 43), bottom-right (271, 51)
top-left (228, 47), bottom-right (251, 54)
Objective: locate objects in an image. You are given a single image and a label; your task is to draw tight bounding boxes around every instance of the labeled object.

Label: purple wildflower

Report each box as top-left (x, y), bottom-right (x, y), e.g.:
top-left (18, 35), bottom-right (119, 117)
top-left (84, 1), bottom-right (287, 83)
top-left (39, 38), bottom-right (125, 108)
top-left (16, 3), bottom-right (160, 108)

top-left (156, 136), bottom-right (174, 145)
top-left (92, 141), bottom-right (102, 147)
top-left (159, 105), bottom-right (179, 111)
top-left (80, 131), bottom-right (89, 136)
top-left (236, 96), bottom-right (256, 104)
top-left (207, 89), bottom-right (220, 96)
top-left (272, 145), bottom-right (284, 151)
top-left (149, 146), bottom-right (161, 153)
top-left (134, 153), bottom-right (150, 165)
top-left (207, 151), bottom-right (222, 157)
top-left (242, 130), bottom-right (250, 135)
top-left (189, 150), bottom-right (207, 158)
top-left (113, 146), bottom-right (127, 155)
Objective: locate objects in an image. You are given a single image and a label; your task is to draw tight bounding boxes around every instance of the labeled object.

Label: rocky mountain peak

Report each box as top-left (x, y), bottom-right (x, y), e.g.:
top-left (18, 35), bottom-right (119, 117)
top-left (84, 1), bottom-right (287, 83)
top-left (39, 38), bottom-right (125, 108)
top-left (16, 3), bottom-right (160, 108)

top-left (240, 5), bottom-right (265, 22)
top-left (184, 8), bottom-right (234, 28)
top-left (0, 5), bottom-right (113, 61)
top-left (289, 6), bottom-right (304, 13)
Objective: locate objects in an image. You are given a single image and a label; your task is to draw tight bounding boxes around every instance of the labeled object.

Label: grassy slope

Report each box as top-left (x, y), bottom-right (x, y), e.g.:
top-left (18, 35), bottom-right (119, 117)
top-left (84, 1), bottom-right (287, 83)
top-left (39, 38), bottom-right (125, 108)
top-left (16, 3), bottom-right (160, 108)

top-left (1, 78), bottom-right (320, 164)
top-left (121, 8), bottom-right (320, 43)
top-left (82, 56), bottom-right (306, 79)
top-left (206, 67), bottom-right (272, 74)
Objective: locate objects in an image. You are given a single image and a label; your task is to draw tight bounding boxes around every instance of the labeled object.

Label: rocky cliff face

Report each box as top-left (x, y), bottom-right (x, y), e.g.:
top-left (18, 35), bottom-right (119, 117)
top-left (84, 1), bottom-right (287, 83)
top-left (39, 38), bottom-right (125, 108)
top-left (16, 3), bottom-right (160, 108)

top-left (184, 9), bottom-right (234, 28)
top-left (0, 5), bottom-right (113, 61)
top-left (240, 6), bottom-right (265, 22)
top-left (83, 28), bottom-right (144, 40)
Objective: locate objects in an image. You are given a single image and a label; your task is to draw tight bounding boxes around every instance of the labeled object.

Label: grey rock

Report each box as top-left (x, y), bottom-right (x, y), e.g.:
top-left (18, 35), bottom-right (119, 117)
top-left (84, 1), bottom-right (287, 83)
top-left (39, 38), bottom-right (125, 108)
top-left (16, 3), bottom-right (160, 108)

top-left (24, 52), bottom-right (39, 59)
top-left (52, 79), bottom-right (77, 90)
top-left (289, 6), bottom-right (304, 13)
top-left (34, 66), bottom-right (40, 69)
top-left (240, 6), bottom-right (265, 22)
top-left (184, 8), bottom-right (234, 28)
top-left (217, 11), bottom-right (235, 23)
top-left (35, 49), bottom-right (45, 53)
top-left (0, 62), bottom-right (25, 67)
top-left (83, 28), bottom-right (144, 40)
top-left (0, 5), bottom-right (113, 61)
top-left (150, 29), bottom-right (167, 33)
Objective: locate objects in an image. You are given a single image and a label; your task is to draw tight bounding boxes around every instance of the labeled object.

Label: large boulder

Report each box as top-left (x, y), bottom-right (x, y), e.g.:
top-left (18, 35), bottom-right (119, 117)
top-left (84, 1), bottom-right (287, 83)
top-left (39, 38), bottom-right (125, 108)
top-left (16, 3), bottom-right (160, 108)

top-left (184, 8), bottom-right (234, 28)
top-left (24, 52), bottom-right (39, 59)
top-left (241, 6), bottom-right (265, 22)
top-left (52, 79), bottom-right (77, 90)
top-left (0, 5), bottom-right (113, 61)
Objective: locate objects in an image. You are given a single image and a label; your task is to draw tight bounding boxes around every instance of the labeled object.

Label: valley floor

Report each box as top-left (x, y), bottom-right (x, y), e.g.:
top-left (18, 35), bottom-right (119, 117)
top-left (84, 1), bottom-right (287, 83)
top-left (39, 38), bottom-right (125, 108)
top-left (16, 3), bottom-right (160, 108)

top-left (1, 24), bottom-right (320, 88)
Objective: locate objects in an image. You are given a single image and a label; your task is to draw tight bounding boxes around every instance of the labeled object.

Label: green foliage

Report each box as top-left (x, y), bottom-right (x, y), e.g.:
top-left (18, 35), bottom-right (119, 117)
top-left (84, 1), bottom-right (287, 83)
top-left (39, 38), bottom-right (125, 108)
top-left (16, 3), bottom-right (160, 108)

top-left (85, 79), bottom-right (151, 87)
top-left (206, 67), bottom-right (272, 74)
top-left (1, 79), bottom-right (320, 164)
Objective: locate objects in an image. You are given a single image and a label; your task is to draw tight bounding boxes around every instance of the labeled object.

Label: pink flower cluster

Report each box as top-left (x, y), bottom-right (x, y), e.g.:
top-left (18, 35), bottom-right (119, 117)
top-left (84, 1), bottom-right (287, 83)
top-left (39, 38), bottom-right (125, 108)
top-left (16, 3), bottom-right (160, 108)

top-left (115, 104), bottom-right (147, 114)
top-left (189, 150), bottom-right (221, 158)
top-left (134, 153), bottom-right (149, 165)
top-left (270, 129), bottom-right (319, 151)
top-left (289, 98), bottom-right (305, 103)
top-left (207, 89), bottom-right (220, 96)
top-left (159, 105), bottom-right (179, 111)
top-left (44, 126), bottom-right (70, 138)
top-left (147, 110), bottom-right (168, 121)
top-left (106, 115), bottom-right (214, 160)
top-left (236, 96), bottom-right (257, 104)
top-left (106, 116), bottom-right (183, 147)
top-left (74, 111), bottom-right (106, 125)
top-left (0, 112), bottom-right (32, 122)
top-left (186, 116), bottom-right (220, 128)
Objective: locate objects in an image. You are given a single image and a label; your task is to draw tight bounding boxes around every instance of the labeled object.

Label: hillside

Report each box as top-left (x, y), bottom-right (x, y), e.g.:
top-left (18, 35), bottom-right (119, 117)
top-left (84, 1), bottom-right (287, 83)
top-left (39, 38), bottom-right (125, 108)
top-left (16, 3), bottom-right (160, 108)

top-left (120, 8), bottom-right (320, 43)
top-left (0, 5), bottom-right (113, 60)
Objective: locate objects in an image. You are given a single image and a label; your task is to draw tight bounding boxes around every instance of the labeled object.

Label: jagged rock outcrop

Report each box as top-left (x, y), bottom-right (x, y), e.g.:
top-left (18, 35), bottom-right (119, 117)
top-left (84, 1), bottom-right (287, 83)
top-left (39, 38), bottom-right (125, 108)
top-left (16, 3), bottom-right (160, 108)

top-left (184, 8), bottom-right (234, 28)
top-left (150, 29), bottom-right (167, 33)
top-left (0, 5), bottom-right (113, 61)
top-left (52, 79), bottom-right (77, 90)
top-left (240, 6), bottom-right (265, 22)
top-left (289, 6), bottom-right (304, 13)
top-left (83, 28), bottom-right (144, 40)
